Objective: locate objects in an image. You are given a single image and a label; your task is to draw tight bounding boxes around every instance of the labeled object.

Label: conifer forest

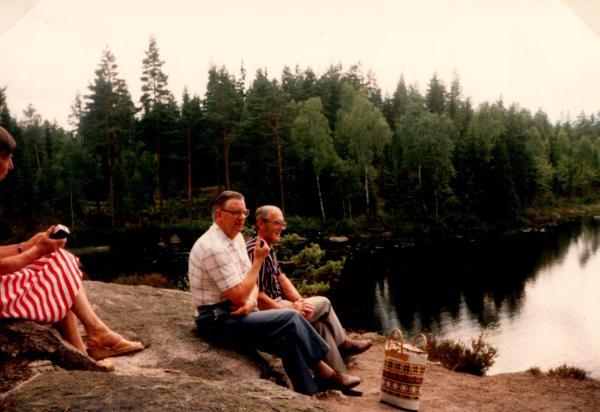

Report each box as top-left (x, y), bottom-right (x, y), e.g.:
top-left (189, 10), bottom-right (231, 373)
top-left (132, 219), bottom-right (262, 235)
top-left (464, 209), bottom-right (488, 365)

top-left (2, 37), bottom-right (600, 239)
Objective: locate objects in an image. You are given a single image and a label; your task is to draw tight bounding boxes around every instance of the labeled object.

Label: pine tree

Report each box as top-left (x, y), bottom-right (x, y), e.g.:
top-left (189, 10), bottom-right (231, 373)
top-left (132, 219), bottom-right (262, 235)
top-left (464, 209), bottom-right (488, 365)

top-left (79, 48), bottom-right (137, 228)
top-left (139, 36), bottom-right (178, 211)
top-left (426, 73), bottom-right (446, 114)
top-left (205, 65), bottom-right (243, 190)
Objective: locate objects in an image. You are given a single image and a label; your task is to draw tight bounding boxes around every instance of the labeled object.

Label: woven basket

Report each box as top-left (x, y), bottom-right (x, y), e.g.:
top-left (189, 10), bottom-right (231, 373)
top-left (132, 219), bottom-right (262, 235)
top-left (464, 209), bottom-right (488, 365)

top-left (380, 329), bottom-right (428, 411)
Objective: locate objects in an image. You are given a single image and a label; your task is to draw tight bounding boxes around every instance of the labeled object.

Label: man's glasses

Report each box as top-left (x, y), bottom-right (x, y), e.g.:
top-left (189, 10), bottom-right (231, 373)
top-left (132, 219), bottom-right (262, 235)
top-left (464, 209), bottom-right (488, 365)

top-left (221, 208), bottom-right (250, 218)
top-left (264, 219), bottom-right (287, 229)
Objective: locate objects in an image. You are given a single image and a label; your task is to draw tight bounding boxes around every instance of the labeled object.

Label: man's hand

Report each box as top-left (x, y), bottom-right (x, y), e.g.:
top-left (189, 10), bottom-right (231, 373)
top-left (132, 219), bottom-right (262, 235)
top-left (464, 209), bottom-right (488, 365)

top-left (291, 299), bottom-right (314, 320)
top-left (229, 297), bottom-right (256, 317)
top-left (253, 236), bottom-right (270, 261)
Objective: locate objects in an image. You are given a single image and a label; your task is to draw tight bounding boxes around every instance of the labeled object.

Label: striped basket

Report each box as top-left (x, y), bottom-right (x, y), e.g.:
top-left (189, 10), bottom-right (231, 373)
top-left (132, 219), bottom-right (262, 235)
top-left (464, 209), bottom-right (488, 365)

top-left (380, 329), bottom-right (428, 411)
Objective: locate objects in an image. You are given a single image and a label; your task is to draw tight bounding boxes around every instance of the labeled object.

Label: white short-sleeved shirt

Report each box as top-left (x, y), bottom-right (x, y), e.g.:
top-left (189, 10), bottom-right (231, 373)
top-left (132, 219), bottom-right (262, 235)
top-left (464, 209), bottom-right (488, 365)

top-left (188, 223), bottom-right (251, 306)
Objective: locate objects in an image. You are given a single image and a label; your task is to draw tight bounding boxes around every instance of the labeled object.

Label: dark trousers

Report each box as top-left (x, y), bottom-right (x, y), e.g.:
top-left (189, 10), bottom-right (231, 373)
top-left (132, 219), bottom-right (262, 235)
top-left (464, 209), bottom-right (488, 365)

top-left (195, 301), bottom-right (330, 395)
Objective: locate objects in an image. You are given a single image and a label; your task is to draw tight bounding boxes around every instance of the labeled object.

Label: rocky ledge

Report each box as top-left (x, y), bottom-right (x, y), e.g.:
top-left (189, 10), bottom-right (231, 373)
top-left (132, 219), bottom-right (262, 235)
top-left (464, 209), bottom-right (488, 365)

top-left (2, 281), bottom-right (600, 411)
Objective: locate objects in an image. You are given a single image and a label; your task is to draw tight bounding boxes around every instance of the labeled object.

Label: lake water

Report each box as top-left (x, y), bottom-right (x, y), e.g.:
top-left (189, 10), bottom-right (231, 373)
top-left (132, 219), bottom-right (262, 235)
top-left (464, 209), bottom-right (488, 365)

top-left (79, 217), bottom-right (600, 379)
top-left (330, 218), bottom-right (600, 379)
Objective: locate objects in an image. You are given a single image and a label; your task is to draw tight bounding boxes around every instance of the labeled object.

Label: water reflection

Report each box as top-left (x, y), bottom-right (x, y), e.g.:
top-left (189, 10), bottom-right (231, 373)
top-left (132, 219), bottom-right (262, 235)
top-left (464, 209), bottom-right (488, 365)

top-left (374, 277), bottom-right (400, 332)
top-left (332, 218), bottom-right (600, 378)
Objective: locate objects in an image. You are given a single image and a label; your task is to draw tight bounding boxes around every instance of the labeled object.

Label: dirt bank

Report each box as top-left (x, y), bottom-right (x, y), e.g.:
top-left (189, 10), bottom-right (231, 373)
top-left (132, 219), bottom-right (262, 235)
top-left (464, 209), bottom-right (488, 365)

top-left (317, 333), bottom-right (600, 411)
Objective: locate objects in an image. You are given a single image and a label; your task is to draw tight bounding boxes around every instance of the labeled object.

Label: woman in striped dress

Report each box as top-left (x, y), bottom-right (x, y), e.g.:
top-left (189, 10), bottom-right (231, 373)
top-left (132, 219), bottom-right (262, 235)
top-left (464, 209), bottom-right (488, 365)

top-left (0, 126), bottom-right (143, 361)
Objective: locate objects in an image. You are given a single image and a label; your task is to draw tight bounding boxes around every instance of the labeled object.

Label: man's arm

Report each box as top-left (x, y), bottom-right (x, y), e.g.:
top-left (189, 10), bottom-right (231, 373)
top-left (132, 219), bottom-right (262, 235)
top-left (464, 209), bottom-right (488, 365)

top-left (229, 285), bottom-right (259, 316)
top-left (257, 290), bottom-right (286, 310)
top-left (223, 256), bottom-right (264, 306)
top-left (279, 273), bottom-right (302, 302)
top-left (223, 237), bottom-right (269, 306)
top-left (277, 273), bottom-right (314, 320)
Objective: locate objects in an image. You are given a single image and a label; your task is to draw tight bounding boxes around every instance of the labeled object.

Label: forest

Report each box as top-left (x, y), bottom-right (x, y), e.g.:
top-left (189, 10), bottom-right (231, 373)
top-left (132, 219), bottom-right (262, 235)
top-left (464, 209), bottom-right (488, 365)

top-left (2, 36), bottom-right (600, 241)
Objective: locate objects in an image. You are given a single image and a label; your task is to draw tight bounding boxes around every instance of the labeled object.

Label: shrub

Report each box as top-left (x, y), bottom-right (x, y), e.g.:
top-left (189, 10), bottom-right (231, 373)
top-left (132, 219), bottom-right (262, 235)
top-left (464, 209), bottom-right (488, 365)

top-left (177, 272), bottom-right (190, 292)
top-left (275, 234), bottom-right (345, 296)
top-left (427, 332), bottom-right (498, 376)
top-left (547, 364), bottom-right (587, 380)
top-left (295, 281), bottom-right (330, 296)
top-left (526, 367), bottom-right (542, 376)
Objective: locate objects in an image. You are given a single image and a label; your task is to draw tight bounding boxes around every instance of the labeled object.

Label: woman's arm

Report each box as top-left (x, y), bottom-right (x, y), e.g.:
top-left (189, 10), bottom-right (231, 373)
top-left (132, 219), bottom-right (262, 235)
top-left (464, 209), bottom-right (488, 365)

top-left (0, 231), bottom-right (66, 276)
top-left (0, 231), bottom-right (46, 259)
top-left (0, 243), bottom-right (25, 259)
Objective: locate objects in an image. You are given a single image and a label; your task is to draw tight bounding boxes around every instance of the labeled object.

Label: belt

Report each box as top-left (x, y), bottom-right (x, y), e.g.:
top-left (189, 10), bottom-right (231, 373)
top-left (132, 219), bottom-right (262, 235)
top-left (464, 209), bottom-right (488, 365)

top-left (197, 300), bottom-right (231, 312)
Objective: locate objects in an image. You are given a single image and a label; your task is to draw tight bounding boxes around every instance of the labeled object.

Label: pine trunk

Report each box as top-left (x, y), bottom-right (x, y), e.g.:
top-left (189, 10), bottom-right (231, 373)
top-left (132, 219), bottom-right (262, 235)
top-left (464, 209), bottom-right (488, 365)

top-left (316, 174), bottom-right (326, 221)
top-left (274, 116), bottom-right (285, 212)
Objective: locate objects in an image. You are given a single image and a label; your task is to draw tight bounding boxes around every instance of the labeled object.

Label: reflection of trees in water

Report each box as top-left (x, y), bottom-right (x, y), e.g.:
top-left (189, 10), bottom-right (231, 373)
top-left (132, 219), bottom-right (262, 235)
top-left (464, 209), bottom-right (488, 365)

top-left (577, 218), bottom-right (600, 267)
top-left (373, 277), bottom-right (401, 332)
top-left (333, 219), bottom-right (595, 333)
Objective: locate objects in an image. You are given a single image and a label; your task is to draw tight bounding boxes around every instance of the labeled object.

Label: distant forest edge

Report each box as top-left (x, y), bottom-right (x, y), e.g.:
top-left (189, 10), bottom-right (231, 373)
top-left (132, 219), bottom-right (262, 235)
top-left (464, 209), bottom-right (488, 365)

top-left (2, 37), bottom-right (600, 242)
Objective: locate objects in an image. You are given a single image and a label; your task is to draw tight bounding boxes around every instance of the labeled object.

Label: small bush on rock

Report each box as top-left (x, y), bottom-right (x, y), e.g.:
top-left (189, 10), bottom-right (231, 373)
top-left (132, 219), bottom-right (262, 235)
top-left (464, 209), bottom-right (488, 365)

top-left (427, 332), bottom-right (498, 376)
top-left (526, 367), bottom-right (542, 376)
top-left (548, 364), bottom-right (587, 380)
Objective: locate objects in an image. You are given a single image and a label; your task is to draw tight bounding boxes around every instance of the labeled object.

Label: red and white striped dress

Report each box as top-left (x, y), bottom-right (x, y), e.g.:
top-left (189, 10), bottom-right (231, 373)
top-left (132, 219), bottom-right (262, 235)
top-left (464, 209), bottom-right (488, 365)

top-left (0, 249), bottom-right (83, 323)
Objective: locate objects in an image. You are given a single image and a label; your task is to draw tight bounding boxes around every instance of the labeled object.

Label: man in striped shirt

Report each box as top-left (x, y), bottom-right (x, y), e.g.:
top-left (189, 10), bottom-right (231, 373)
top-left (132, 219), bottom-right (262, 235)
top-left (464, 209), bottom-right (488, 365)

top-left (247, 205), bottom-right (372, 374)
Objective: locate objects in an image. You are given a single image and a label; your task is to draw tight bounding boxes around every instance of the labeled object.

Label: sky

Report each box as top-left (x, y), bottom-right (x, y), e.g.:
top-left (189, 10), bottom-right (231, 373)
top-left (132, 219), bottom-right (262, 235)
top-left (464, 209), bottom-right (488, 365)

top-left (1, 0), bottom-right (600, 129)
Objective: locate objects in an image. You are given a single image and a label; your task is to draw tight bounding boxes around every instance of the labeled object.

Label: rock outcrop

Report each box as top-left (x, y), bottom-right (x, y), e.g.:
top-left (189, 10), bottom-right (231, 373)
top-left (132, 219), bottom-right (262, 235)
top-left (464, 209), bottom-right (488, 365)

top-left (0, 281), bottom-right (322, 411)
top-left (4, 281), bottom-right (600, 411)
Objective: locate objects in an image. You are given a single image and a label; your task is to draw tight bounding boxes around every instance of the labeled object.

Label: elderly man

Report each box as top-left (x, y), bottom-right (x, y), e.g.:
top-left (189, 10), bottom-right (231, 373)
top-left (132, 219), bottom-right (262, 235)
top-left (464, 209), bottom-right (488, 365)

top-left (188, 191), bottom-right (360, 395)
top-left (246, 205), bottom-right (372, 373)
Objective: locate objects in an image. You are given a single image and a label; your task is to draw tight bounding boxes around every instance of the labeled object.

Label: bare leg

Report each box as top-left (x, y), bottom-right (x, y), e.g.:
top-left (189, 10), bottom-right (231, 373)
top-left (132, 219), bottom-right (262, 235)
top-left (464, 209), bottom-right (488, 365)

top-left (70, 287), bottom-right (119, 346)
top-left (54, 310), bottom-right (86, 352)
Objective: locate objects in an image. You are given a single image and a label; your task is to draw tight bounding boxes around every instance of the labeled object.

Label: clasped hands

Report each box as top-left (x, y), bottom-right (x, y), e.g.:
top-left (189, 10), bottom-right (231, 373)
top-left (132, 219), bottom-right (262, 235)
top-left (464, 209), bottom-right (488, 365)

top-left (291, 298), bottom-right (314, 320)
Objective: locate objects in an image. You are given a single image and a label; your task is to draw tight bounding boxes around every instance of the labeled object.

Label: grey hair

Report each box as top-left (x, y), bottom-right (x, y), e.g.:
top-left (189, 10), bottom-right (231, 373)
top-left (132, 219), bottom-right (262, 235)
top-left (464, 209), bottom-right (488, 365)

top-left (212, 190), bottom-right (244, 220)
top-left (255, 205), bottom-right (282, 222)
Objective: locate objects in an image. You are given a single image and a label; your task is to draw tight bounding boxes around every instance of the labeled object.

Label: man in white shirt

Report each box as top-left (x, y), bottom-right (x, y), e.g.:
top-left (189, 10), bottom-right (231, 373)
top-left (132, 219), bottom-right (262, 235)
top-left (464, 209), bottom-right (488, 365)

top-left (189, 191), bottom-right (361, 395)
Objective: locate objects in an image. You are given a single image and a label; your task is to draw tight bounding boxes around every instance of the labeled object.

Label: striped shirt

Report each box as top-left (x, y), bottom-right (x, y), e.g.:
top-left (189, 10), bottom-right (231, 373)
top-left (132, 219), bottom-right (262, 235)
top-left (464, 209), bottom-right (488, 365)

top-left (246, 237), bottom-right (283, 300)
top-left (0, 249), bottom-right (83, 323)
top-left (188, 223), bottom-right (251, 307)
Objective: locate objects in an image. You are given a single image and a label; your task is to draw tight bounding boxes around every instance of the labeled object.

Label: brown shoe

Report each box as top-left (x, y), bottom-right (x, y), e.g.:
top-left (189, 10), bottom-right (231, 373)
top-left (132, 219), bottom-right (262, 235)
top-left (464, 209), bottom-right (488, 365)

top-left (339, 339), bottom-right (372, 357)
top-left (316, 371), bottom-right (361, 393)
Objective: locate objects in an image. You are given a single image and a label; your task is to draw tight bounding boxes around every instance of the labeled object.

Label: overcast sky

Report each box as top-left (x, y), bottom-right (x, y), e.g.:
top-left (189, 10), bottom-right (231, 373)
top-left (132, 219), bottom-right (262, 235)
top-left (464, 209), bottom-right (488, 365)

top-left (1, 0), bottom-right (600, 129)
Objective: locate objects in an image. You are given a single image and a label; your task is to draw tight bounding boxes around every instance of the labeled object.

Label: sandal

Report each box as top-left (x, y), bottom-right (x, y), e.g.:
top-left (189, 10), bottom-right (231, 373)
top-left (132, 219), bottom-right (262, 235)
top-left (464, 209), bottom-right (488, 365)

top-left (87, 333), bottom-right (144, 361)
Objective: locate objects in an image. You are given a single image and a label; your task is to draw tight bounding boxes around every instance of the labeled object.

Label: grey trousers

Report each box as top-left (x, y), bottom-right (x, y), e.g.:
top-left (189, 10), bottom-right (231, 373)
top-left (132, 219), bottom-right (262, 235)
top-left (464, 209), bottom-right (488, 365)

top-left (280, 296), bottom-right (348, 372)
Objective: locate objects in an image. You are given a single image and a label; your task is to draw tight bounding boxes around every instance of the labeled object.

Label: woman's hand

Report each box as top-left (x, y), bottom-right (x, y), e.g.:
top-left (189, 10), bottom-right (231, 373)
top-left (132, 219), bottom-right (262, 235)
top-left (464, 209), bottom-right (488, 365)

top-left (22, 231), bottom-right (46, 251)
top-left (28, 227), bottom-right (66, 258)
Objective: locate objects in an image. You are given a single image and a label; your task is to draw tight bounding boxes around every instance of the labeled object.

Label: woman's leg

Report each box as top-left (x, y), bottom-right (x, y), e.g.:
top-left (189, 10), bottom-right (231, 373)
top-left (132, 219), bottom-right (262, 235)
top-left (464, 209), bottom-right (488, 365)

top-left (70, 286), bottom-right (143, 361)
top-left (70, 287), bottom-right (119, 346)
top-left (54, 310), bottom-right (86, 352)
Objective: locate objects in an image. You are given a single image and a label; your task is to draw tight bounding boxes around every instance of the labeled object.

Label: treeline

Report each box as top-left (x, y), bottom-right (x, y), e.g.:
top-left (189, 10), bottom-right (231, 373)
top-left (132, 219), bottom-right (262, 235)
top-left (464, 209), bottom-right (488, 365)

top-left (2, 36), bottom-right (600, 238)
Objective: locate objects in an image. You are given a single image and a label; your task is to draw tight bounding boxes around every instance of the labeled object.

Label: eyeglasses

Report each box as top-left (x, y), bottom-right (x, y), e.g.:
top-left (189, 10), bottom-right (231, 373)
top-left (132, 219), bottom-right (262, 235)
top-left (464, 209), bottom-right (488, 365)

top-left (221, 208), bottom-right (250, 218)
top-left (264, 219), bottom-right (287, 229)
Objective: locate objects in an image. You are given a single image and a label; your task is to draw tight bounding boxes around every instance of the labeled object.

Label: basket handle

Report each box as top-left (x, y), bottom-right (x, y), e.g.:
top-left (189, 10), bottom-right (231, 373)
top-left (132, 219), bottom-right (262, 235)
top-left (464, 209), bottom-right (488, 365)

top-left (412, 333), bottom-right (428, 351)
top-left (386, 328), bottom-right (404, 354)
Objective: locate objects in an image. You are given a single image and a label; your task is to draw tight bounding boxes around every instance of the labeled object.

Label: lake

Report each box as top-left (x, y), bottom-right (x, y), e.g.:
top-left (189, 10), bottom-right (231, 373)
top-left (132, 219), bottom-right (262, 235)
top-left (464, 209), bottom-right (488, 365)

top-left (330, 218), bottom-right (600, 379)
top-left (79, 217), bottom-right (600, 379)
